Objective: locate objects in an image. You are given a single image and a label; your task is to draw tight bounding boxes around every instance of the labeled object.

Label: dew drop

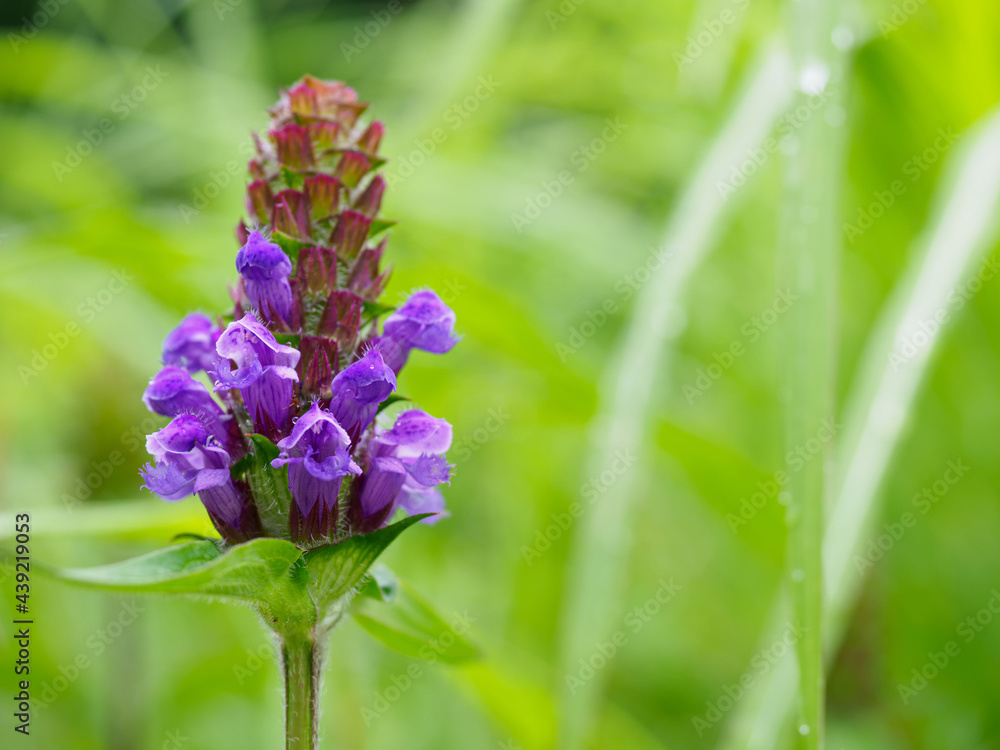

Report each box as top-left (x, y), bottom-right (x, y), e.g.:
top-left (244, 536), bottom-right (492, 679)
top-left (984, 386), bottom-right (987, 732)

top-left (832, 25), bottom-right (855, 51)
top-left (798, 61), bottom-right (830, 96)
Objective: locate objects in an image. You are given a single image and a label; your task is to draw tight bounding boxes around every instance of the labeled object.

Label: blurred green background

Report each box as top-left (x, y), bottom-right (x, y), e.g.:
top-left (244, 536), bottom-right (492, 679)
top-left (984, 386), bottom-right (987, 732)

top-left (2, 0), bottom-right (1000, 748)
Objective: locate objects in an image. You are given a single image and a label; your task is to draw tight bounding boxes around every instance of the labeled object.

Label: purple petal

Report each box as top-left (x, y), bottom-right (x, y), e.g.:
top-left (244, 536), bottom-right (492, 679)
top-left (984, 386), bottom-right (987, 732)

top-left (275, 402), bottom-right (351, 457)
top-left (145, 414), bottom-right (208, 461)
top-left (359, 456), bottom-right (407, 517)
top-left (236, 231), bottom-right (294, 323)
top-left (163, 313), bottom-right (222, 373)
top-left (382, 290), bottom-right (459, 356)
top-left (215, 313), bottom-right (300, 429)
top-left (143, 366), bottom-right (228, 444)
top-left (395, 486), bottom-right (448, 523)
top-left (377, 410), bottom-right (452, 458)
top-left (198, 482), bottom-right (246, 527)
top-left (405, 453), bottom-right (451, 487)
top-left (140, 461), bottom-right (195, 500)
top-left (329, 349), bottom-right (396, 434)
top-left (287, 462), bottom-right (343, 517)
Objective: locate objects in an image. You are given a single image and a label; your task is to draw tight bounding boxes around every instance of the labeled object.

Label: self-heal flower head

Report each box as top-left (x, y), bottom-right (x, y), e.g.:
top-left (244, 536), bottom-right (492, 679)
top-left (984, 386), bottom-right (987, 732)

top-left (137, 77), bottom-right (459, 548)
top-left (140, 414), bottom-right (247, 532)
top-left (215, 313), bottom-right (300, 434)
top-left (142, 366), bottom-right (229, 446)
top-left (369, 409), bottom-right (453, 524)
top-left (329, 348), bottom-right (396, 439)
top-left (271, 403), bottom-right (361, 519)
top-left (236, 231), bottom-right (294, 324)
top-left (379, 290), bottom-right (459, 371)
top-left (162, 313), bottom-right (222, 373)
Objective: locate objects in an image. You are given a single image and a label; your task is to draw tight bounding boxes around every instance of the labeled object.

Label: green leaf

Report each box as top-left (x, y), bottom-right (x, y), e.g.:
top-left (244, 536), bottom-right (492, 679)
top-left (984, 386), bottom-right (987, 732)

top-left (270, 229), bottom-right (306, 261)
top-left (368, 218), bottom-right (396, 239)
top-left (171, 532), bottom-right (218, 543)
top-left (362, 299), bottom-right (396, 323)
top-left (352, 579), bottom-right (480, 664)
top-left (302, 514), bottom-right (430, 610)
top-left (234, 434), bottom-right (293, 539)
top-left (279, 166), bottom-right (305, 191)
top-left (356, 564), bottom-right (399, 602)
top-left (40, 538), bottom-right (305, 604)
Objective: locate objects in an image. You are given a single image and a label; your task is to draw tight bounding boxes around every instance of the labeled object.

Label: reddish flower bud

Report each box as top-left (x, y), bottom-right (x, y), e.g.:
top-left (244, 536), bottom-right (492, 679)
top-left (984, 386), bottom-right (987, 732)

top-left (287, 82), bottom-right (319, 116)
top-left (297, 246), bottom-right (338, 296)
top-left (357, 121), bottom-right (384, 154)
top-left (334, 151), bottom-right (371, 188)
top-left (247, 179), bottom-right (274, 224)
top-left (304, 174), bottom-right (342, 221)
top-left (347, 238), bottom-right (390, 299)
top-left (269, 124), bottom-right (315, 169)
top-left (272, 189), bottom-right (312, 239)
top-left (298, 336), bottom-right (338, 399)
top-left (309, 121), bottom-right (341, 151)
top-left (330, 210), bottom-right (371, 260)
top-left (354, 175), bottom-right (386, 218)
top-left (318, 290), bottom-right (363, 350)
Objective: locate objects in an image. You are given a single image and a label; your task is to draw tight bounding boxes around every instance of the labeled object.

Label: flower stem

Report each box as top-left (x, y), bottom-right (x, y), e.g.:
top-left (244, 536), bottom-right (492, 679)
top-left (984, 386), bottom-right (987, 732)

top-left (281, 635), bottom-right (321, 750)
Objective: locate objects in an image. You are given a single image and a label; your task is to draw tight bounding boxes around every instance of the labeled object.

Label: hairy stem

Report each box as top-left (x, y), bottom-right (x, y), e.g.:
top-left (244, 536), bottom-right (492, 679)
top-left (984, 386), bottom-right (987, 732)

top-left (282, 635), bottom-right (321, 750)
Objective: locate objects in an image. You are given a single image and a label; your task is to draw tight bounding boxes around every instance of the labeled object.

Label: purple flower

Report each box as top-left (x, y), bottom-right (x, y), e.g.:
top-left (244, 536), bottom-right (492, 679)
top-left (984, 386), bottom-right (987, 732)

top-left (215, 313), bottom-right (300, 432)
top-left (163, 313), bottom-right (222, 373)
top-left (271, 403), bottom-right (361, 517)
top-left (142, 366), bottom-right (229, 445)
top-left (369, 409), bottom-right (453, 523)
top-left (236, 231), bottom-right (294, 324)
top-left (329, 348), bottom-right (396, 438)
top-left (140, 414), bottom-right (244, 527)
top-left (379, 290), bottom-right (459, 371)
top-left (358, 456), bottom-right (407, 517)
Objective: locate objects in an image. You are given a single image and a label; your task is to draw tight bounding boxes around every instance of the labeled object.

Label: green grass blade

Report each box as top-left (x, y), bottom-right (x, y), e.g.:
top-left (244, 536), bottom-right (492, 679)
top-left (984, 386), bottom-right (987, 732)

top-left (720, 103), bottom-right (1000, 750)
top-left (555, 45), bottom-right (795, 750)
